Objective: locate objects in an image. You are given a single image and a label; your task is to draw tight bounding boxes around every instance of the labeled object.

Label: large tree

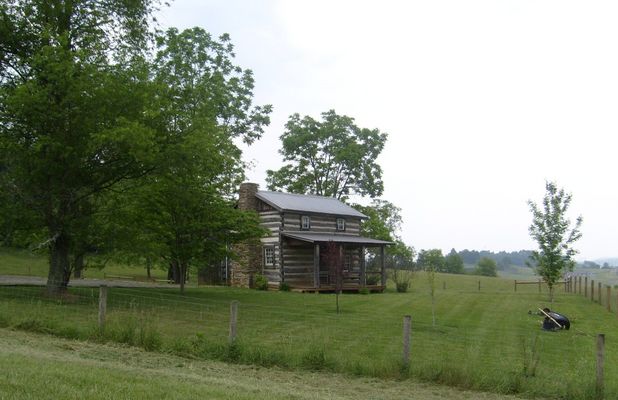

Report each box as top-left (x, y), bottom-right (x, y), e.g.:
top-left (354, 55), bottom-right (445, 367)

top-left (0, 0), bottom-right (160, 295)
top-left (98, 27), bottom-right (271, 292)
top-left (266, 110), bottom-right (387, 200)
top-left (528, 182), bottom-right (582, 302)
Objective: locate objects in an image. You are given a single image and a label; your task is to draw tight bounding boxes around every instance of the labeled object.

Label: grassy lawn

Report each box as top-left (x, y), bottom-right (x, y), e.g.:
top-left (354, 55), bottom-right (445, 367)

top-left (0, 328), bottom-right (525, 400)
top-left (1, 271), bottom-right (616, 400)
top-left (0, 247), bottom-right (168, 281)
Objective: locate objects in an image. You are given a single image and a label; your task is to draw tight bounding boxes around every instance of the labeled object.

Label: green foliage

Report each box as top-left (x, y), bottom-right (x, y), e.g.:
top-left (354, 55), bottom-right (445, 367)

top-left (254, 274), bottom-right (269, 291)
top-left (475, 257), bottom-right (498, 277)
top-left (0, 3), bottom-right (271, 294)
top-left (390, 269), bottom-right (413, 293)
top-left (0, 0), bottom-right (162, 294)
top-left (355, 200), bottom-right (402, 242)
top-left (528, 182), bottom-right (582, 301)
top-left (417, 249), bottom-right (446, 272)
top-left (365, 274), bottom-right (380, 285)
top-left (266, 110), bottom-right (387, 200)
top-left (279, 282), bottom-right (291, 292)
top-left (418, 249), bottom-right (444, 326)
top-left (444, 249), bottom-right (464, 274)
top-left (354, 200), bottom-right (415, 269)
top-left (358, 287), bottom-right (370, 295)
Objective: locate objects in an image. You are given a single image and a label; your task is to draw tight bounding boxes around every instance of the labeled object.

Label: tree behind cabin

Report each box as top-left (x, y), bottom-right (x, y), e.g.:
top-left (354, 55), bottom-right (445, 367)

top-left (266, 110), bottom-right (387, 201)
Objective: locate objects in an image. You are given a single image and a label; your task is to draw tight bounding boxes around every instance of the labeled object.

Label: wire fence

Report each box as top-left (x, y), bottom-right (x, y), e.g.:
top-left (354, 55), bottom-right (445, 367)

top-left (0, 283), bottom-right (614, 399)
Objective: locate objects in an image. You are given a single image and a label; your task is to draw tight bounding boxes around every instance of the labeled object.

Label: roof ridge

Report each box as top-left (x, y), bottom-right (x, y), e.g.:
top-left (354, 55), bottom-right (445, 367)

top-left (257, 190), bottom-right (339, 200)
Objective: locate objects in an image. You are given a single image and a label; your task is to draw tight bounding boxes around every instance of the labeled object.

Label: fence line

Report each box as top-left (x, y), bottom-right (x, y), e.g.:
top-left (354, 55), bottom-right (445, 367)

top-left (0, 283), bottom-right (614, 398)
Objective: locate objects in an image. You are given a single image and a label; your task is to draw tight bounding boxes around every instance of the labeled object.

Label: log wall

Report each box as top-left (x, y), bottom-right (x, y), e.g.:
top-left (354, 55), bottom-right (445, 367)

top-left (282, 213), bottom-right (361, 235)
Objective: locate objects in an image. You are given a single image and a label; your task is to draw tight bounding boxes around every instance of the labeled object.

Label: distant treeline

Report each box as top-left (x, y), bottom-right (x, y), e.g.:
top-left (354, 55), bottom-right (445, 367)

top-left (456, 249), bottom-right (534, 269)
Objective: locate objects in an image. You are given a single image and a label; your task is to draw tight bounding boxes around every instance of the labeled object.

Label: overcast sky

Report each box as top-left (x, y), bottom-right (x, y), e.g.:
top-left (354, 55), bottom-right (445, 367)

top-left (158, 1), bottom-right (618, 261)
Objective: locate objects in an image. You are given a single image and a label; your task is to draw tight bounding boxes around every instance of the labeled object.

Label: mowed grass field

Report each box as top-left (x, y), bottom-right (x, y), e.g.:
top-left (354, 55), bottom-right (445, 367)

top-left (2, 248), bottom-right (618, 399)
top-left (0, 247), bottom-right (168, 281)
top-left (0, 329), bottom-right (526, 400)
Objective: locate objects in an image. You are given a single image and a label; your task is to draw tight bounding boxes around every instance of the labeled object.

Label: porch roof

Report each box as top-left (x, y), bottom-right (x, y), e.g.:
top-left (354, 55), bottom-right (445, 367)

top-left (282, 232), bottom-right (392, 246)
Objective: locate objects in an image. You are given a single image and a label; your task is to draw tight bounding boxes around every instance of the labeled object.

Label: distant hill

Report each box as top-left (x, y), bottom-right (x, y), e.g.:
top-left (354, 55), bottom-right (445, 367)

top-left (595, 258), bottom-right (618, 267)
top-left (455, 249), bottom-right (534, 269)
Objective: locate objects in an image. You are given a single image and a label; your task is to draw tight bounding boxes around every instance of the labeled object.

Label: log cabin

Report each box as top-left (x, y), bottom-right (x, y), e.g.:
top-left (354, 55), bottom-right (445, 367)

top-left (230, 183), bottom-right (391, 292)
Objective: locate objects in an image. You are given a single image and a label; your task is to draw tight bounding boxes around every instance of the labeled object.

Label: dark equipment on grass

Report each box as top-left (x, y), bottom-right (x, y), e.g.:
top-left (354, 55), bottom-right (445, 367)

top-left (539, 308), bottom-right (570, 330)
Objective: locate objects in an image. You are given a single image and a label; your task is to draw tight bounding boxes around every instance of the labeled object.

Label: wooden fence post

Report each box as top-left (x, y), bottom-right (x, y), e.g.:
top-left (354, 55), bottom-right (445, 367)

top-left (585, 277), bottom-right (588, 298)
top-left (514, 280), bottom-right (517, 292)
top-left (229, 300), bottom-right (239, 344)
top-left (598, 282), bottom-right (602, 304)
top-left (592, 280), bottom-right (595, 302)
top-left (478, 280), bottom-right (481, 292)
top-left (98, 285), bottom-right (108, 332)
top-left (402, 315), bottom-right (411, 368)
top-left (607, 286), bottom-right (611, 313)
top-left (538, 279), bottom-right (541, 293)
top-left (597, 334), bottom-right (605, 399)
top-left (579, 276), bottom-right (582, 295)
top-left (443, 281), bottom-right (446, 290)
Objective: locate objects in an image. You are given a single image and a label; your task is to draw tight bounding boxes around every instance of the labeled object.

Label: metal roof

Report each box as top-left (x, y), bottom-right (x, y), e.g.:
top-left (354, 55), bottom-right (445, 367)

top-left (282, 232), bottom-right (392, 246)
top-left (255, 191), bottom-right (367, 218)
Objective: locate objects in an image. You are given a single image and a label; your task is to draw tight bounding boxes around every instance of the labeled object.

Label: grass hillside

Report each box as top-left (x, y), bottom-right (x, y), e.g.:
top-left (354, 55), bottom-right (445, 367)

top-left (0, 328), bottom-right (525, 400)
top-left (0, 247), bottom-right (168, 281)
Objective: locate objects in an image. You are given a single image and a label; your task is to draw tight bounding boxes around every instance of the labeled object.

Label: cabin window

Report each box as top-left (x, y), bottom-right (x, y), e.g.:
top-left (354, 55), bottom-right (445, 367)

top-left (336, 218), bottom-right (346, 231)
top-left (344, 253), bottom-right (352, 272)
top-left (301, 215), bottom-right (311, 230)
top-left (264, 247), bottom-right (275, 266)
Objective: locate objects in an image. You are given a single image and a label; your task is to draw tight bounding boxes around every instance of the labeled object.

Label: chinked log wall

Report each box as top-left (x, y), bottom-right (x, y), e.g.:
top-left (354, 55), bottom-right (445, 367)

top-left (282, 213), bottom-right (360, 235)
top-left (260, 210), bottom-right (282, 284)
top-left (258, 209), bottom-right (364, 287)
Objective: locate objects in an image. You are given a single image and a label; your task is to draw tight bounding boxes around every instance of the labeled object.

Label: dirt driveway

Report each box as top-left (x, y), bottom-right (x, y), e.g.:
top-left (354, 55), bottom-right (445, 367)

top-left (0, 275), bottom-right (179, 289)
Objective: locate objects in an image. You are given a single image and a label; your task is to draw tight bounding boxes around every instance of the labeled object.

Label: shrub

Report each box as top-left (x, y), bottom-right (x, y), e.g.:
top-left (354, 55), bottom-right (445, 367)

top-left (254, 274), bottom-right (269, 290)
top-left (475, 257), bottom-right (498, 277)
top-left (359, 287), bottom-right (370, 295)
top-left (365, 274), bottom-right (380, 285)
top-left (279, 282), bottom-right (291, 291)
top-left (391, 269), bottom-right (413, 293)
top-left (396, 281), bottom-right (409, 293)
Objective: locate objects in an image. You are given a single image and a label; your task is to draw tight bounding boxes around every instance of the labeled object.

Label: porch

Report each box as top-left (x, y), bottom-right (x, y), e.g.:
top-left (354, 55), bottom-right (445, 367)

top-left (280, 232), bottom-right (391, 290)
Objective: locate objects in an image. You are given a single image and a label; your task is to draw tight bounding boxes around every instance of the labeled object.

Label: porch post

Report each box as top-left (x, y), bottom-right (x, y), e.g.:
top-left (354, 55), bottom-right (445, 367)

top-left (314, 243), bottom-right (320, 288)
top-left (380, 245), bottom-right (386, 286)
top-left (360, 246), bottom-right (366, 286)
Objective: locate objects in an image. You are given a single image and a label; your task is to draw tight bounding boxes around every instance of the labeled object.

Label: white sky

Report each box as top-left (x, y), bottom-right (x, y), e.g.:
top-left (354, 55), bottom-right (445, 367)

top-left (158, 0), bottom-right (618, 261)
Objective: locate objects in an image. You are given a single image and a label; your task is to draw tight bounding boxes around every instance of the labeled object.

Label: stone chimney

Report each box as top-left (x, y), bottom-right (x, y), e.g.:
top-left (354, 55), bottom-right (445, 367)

top-left (238, 182), bottom-right (259, 212)
top-left (230, 182), bottom-right (261, 288)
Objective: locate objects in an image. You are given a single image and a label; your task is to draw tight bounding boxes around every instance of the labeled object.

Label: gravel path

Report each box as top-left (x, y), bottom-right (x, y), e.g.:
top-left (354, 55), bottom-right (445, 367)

top-left (0, 275), bottom-right (179, 289)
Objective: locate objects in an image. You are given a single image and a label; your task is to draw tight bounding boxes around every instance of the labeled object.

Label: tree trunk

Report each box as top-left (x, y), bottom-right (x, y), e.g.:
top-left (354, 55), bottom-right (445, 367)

top-left (46, 232), bottom-right (71, 296)
top-left (168, 261), bottom-right (181, 284)
top-left (179, 262), bottom-right (187, 293)
top-left (73, 253), bottom-right (84, 279)
top-left (146, 258), bottom-right (152, 280)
